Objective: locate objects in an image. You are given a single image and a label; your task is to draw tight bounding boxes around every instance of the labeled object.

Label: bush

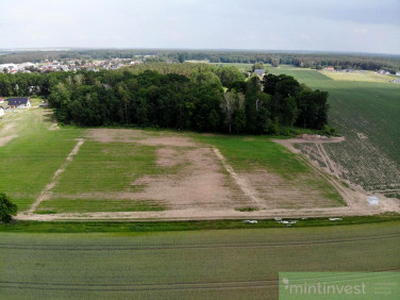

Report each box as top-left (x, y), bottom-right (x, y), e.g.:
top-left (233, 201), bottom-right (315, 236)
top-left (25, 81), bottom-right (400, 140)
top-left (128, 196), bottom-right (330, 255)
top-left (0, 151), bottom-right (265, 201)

top-left (0, 193), bottom-right (18, 223)
top-left (322, 125), bottom-right (337, 136)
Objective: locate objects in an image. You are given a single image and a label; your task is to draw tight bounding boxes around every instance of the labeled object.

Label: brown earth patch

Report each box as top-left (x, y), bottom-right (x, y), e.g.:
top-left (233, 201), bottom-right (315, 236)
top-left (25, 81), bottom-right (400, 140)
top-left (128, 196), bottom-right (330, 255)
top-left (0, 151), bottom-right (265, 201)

top-left (131, 147), bottom-right (249, 210)
top-left (55, 147), bottom-right (251, 212)
top-left (87, 128), bottom-right (146, 143)
top-left (239, 169), bottom-right (336, 209)
top-left (136, 136), bottom-right (198, 147)
top-left (156, 147), bottom-right (187, 167)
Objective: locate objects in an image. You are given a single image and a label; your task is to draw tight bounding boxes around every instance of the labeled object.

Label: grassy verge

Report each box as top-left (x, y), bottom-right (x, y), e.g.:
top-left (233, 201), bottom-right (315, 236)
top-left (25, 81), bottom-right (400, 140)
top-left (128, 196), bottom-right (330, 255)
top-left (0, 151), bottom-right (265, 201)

top-left (1, 214), bottom-right (399, 233)
top-left (36, 199), bottom-right (166, 213)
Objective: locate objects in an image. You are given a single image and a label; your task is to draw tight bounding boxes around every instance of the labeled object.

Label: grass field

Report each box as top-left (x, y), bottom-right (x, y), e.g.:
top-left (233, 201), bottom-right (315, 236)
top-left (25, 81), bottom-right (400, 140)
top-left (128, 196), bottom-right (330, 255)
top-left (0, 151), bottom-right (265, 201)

top-left (320, 69), bottom-right (398, 83)
top-left (269, 65), bottom-right (400, 197)
top-left (0, 108), bottom-right (83, 211)
top-left (0, 106), bottom-right (344, 216)
top-left (1, 221), bottom-right (399, 299)
top-left (209, 62), bottom-right (254, 71)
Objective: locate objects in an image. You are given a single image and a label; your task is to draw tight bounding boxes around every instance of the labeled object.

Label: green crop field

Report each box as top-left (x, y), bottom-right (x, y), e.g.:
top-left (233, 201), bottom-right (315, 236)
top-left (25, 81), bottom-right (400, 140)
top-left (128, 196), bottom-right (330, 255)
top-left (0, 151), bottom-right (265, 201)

top-left (269, 65), bottom-right (400, 197)
top-left (1, 221), bottom-right (399, 299)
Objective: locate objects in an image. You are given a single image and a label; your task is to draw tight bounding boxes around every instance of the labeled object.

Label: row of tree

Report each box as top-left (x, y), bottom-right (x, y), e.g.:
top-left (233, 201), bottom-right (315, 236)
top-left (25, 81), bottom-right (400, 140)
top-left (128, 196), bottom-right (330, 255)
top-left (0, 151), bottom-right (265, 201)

top-left (0, 63), bottom-right (245, 98)
top-left (0, 64), bottom-right (329, 134)
top-left (1, 49), bottom-right (399, 72)
top-left (47, 70), bottom-right (328, 134)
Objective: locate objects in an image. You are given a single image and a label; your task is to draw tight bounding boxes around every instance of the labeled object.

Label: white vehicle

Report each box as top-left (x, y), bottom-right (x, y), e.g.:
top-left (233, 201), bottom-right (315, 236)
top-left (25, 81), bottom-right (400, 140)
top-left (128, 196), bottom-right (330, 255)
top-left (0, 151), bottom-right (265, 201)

top-left (243, 220), bottom-right (258, 224)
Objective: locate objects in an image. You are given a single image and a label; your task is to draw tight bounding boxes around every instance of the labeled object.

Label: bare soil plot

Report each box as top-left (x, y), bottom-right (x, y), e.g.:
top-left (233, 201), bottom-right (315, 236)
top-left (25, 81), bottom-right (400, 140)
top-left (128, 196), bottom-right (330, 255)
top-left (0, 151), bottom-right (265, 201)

top-left (12, 124), bottom-right (399, 220)
top-left (274, 135), bottom-right (400, 214)
top-left (34, 129), bottom-right (252, 214)
top-left (20, 128), bottom-right (398, 221)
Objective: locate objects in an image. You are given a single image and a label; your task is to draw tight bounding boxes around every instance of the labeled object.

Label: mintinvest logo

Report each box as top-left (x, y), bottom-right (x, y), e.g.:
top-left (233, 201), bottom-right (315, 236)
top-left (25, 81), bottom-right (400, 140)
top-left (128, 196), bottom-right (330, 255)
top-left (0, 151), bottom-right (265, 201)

top-left (279, 272), bottom-right (399, 299)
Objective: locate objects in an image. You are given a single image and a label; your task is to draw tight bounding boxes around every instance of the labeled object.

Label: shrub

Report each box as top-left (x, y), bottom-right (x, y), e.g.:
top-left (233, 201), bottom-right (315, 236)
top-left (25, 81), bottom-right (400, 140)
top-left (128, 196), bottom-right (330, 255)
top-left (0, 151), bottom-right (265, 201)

top-left (0, 193), bottom-right (18, 223)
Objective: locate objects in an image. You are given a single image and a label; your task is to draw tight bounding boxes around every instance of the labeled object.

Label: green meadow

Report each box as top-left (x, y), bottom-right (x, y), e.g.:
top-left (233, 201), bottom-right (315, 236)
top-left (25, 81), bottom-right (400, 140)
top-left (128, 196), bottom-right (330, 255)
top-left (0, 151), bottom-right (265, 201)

top-left (0, 109), bottom-right (83, 211)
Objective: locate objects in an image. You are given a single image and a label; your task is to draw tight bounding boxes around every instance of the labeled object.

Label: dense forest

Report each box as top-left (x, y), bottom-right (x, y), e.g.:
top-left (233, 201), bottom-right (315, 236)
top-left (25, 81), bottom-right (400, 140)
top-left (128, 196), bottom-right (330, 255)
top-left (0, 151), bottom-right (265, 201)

top-left (1, 49), bottom-right (399, 73)
top-left (0, 63), bottom-right (330, 134)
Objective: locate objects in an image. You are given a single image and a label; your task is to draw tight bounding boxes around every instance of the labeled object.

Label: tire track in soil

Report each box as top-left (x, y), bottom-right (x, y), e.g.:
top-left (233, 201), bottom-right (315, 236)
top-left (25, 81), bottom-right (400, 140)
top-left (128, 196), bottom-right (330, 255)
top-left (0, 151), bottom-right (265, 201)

top-left (2, 268), bottom-right (399, 292)
top-left (0, 280), bottom-right (277, 292)
top-left (315, 143), bottom-right (339, 178)
top-left (212, 147), bottom-right (263, 208)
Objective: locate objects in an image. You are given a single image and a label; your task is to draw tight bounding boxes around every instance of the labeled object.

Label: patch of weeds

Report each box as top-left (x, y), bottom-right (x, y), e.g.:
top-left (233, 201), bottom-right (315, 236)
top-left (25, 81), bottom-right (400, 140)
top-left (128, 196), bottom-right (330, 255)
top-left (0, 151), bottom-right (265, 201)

top-left (35, 210), bottom-right (57, 214)
top-left (235, 207), bottom-right (260, 212)
top-left (341, 181), bottom-right (350, 188)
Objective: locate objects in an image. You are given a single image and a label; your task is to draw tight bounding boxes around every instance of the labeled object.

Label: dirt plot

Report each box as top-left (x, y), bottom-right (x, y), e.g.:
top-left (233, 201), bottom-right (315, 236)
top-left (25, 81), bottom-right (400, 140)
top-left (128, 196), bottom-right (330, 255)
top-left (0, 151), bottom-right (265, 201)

top-left (274, 134), bottom-right (346, 178)
top-left (57, 146), bottom-right (250, 211)
top-left (17, 129), bottom-right (400, 221)
top-left (240, 170), bottom-right (336, 209)
top-left (87, 128), bottom-right (147, 143)
top-left (133, 147), bottom-right (248, 210)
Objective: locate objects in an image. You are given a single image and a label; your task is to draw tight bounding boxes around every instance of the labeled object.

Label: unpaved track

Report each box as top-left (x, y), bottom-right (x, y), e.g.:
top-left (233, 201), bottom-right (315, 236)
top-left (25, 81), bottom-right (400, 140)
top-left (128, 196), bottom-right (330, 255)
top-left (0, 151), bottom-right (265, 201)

top-left (213, 147), bottom-right (262, 208)
top-left (27, 138), bottom-right (85, 213)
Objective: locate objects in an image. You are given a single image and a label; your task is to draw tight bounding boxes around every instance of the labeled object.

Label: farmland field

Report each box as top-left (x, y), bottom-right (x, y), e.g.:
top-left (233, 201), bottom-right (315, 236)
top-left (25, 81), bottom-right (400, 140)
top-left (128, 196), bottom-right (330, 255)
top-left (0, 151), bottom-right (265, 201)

top-left (1, 106), bottom-right (356, 220)
top-left (1, 221), bottom-right (399, 299)
top-left (269, 66), bottom-right (400, 198)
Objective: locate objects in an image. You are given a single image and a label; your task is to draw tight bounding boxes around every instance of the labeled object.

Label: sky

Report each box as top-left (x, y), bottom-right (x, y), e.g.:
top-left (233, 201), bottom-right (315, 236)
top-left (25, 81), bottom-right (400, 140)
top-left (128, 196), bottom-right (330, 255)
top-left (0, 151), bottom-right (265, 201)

top-left (0, 0), bottom-right (399, 54)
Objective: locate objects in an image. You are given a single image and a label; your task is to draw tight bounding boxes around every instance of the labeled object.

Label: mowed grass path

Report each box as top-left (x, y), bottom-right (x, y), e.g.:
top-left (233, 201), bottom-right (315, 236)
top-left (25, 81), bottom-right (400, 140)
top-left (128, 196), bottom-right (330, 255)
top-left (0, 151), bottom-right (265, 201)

top-left (0, 222), bottom-right (399, 299)
top-left (0, 109), bottom-right (82, 211)
top-left (269, 66), bottom-right (400, 194)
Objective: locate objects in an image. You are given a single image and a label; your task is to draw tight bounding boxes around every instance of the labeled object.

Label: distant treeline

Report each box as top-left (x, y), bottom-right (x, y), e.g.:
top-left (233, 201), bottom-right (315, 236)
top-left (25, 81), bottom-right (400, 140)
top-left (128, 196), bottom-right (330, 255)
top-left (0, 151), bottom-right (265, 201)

top-left (1, 49), bottom-right (399, 73)
top-left (0, 63), bottom-right (329, 134)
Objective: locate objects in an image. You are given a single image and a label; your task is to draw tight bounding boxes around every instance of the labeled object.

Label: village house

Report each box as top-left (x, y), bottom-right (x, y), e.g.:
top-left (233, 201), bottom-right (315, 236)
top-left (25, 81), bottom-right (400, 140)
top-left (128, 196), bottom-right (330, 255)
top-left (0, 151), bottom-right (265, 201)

top-left (7, 97), bottom-right (31, 109)
top-left (0, 106), bottom-right (4, 117)
top-left (254, 69), bottom-right (265, 77)
top-left (0, 97), bottom-right (4, 103)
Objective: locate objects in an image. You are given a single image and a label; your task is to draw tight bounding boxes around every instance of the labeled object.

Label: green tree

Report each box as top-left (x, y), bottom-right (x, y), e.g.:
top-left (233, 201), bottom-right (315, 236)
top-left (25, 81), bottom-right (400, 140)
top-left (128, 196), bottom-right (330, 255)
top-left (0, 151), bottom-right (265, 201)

top-left (271, 58), bottom-right (280, 67)
top-left (0, 193), bottom-right (18, 223)
top-left (253, 62), bottom-right (264, 71)
top-left (221, 91), bottom-right (237, 133)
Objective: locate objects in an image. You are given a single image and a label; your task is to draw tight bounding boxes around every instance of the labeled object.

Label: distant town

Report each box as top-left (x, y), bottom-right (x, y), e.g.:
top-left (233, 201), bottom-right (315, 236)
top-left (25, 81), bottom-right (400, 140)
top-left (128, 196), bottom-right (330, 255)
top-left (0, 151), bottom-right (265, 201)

top-left (0, 53), bottom-right (399, 83)
top-left (0, 57), bottom-right (146, 74)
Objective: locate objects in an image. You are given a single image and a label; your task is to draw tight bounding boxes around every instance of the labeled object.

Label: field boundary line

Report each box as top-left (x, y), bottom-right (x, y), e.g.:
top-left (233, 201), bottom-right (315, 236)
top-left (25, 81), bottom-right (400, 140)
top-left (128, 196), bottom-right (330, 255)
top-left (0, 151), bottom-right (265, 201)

top-left (212, 147), bottom-right (262, 208)
top-left (27, 138), bottom-right (85, 213)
